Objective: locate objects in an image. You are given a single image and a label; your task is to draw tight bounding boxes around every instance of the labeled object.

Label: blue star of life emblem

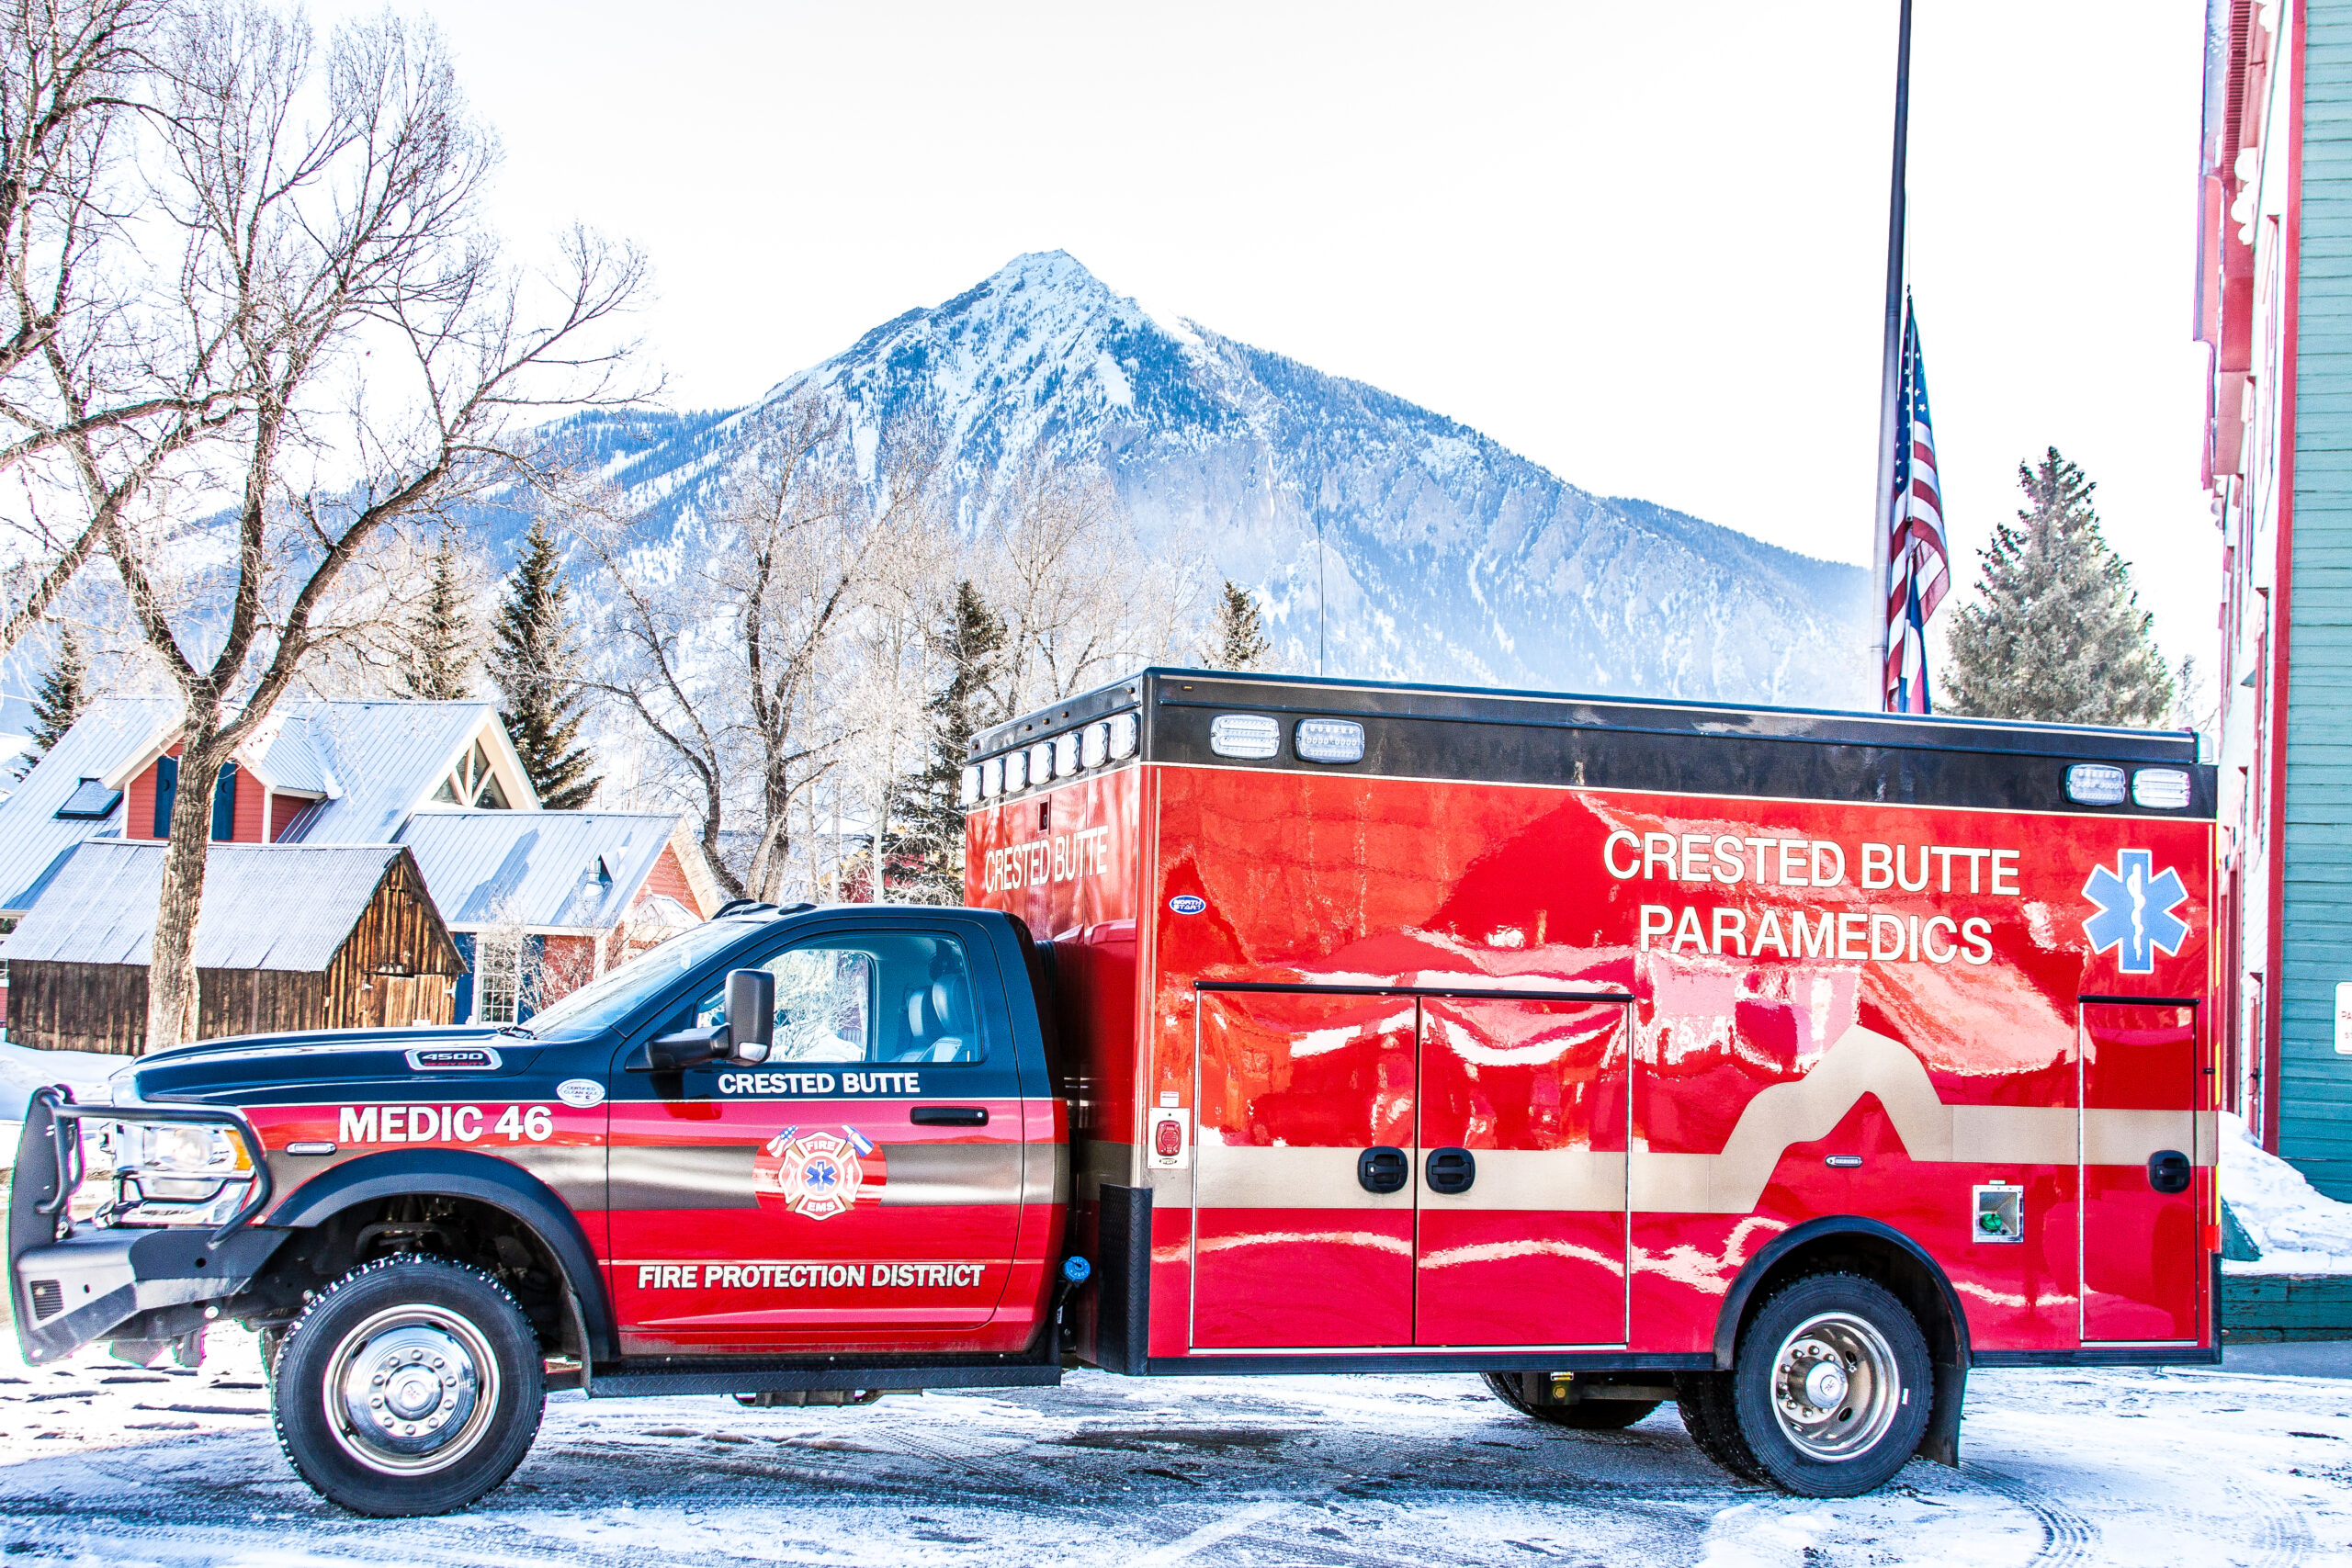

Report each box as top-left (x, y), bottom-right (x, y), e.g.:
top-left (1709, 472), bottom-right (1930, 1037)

top-left (2081, 850), bottom-right (2189, 976)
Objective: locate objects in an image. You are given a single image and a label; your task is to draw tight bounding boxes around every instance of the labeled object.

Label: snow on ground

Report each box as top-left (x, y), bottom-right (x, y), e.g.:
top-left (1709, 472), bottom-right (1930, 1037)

top-left (2224, 1111), bottom-right (2352, 1275)
top-left (0, 1311), bottom-right (2346, 1567)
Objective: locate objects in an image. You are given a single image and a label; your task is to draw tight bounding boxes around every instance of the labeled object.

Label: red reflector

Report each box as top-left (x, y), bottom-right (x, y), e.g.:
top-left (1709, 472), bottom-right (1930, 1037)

top-left (1154, 1119), bottom-right (1182, 1157)
top-left (2206, 1223), bottom-right (2222, 1253)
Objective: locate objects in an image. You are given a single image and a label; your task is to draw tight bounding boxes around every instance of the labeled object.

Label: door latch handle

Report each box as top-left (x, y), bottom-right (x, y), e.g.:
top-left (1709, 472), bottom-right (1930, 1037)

top-left (1357, 1145), bottom-right (1408, 1194)
top-left (1425, 1146), bottom-right (1476, 1195)
top-left (911, 1105), bottom-right (988, 1127)
top-left (2148, 1149), bottom-right (2191, 1194)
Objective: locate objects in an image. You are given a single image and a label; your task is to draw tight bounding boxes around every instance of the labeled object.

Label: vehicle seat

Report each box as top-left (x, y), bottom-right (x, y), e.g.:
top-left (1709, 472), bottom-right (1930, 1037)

top-left (894, 974), bottom-right (979, 1063)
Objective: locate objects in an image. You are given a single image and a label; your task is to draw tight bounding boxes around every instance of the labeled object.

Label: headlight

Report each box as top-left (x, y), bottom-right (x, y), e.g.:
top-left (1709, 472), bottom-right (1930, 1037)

top-left (118, 1122), bottom-right (250, 1176)
top-left (107, 1119), bottom-right (254, 1228)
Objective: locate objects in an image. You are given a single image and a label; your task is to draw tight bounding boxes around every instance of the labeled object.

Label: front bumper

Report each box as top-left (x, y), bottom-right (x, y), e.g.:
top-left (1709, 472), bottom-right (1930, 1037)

top-left (12, 1222), bottom-right (286, 1364)
top-left (9, 1089), bottom-right (282, 1364)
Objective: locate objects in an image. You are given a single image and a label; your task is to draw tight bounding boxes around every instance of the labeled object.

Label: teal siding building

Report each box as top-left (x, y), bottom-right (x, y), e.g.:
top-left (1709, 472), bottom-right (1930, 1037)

top-left (2199, 0), bottom-right (2352, 1193)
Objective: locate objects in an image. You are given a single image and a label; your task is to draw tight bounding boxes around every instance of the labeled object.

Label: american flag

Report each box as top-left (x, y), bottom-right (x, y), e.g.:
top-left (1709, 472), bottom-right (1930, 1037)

top-left (1883, 301), bottom-right (1949, 714)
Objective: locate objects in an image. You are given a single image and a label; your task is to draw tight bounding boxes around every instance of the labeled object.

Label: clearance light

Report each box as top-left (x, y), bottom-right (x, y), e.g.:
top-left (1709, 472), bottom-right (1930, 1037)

top-left (982, 757), bottom-right (1004, 797)
top-left (959, 765), bottom-right (979, 807)
top-left (1054, 732), bottom-right (1080, 778)
top-left (1005, 750), bottom-right (1028, 792)
top-left (1209, 713), bottom-right (1282, 760)
top-left (2132, 768), bottom-right (2193, 809)
top-left (1107, 712), bottom-right (1139, 760)
top-left (1081, 722), bottom-right (1109, 770)
top-left (1295, 717), bottom-right (1365, 765)
top-left (2064, 763), bottom-right (2127, 807)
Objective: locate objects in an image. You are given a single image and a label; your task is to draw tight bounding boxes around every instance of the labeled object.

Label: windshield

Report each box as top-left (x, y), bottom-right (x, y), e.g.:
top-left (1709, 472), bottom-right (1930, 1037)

top-left (522, 920), bottom-right (761, 1039)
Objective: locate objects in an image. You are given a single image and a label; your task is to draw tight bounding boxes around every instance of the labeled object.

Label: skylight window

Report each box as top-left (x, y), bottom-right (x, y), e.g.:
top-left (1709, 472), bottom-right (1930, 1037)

top-left (54, 778), bottom-right (122, 820)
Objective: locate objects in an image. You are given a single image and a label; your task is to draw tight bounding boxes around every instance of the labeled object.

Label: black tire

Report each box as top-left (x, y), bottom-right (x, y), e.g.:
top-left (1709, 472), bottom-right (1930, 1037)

top-left (1481, 1371), bottom-right (1662, 1430)
top-left (271, 1254), bottom-right (545, 1517)
top-left (1723, 1272), bottom-right (1931, 1497)
top-left (1675, 1371), bottom-right (1768, 1483)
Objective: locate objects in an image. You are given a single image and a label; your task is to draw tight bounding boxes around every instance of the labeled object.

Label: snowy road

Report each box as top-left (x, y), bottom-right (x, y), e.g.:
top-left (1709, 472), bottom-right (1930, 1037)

top-left (0, 1328), bottom-right (2347, 1567)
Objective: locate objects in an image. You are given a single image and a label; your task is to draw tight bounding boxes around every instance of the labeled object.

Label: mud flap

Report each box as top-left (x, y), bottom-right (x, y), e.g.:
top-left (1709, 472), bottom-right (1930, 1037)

top-left (1919, 1357), bottom-right (1966, 1466)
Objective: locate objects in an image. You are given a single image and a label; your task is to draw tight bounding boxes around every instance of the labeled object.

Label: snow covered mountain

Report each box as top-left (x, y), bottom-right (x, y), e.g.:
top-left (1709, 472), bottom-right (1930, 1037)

top-left (562, 252), bottom-right (1870, 706)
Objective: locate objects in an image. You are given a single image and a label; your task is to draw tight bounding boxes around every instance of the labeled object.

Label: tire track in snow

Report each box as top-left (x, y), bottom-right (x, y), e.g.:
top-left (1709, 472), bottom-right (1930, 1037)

top-left (1960, 1463), bottom-right (2100, 1567)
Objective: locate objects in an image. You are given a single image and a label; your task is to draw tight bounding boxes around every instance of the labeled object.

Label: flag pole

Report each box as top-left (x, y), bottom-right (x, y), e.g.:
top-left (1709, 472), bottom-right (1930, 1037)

top-left (1871, 0), bottom-right (1913, 711)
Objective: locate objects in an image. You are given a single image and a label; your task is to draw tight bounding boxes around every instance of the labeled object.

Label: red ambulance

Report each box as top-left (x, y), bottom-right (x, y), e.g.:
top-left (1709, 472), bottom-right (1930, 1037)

top-left (967, 669), bottom-right (2216, 1496)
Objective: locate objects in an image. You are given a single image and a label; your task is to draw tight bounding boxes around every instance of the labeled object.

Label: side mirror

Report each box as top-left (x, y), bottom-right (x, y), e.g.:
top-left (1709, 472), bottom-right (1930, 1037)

top-left (724, 968), bottom-right (775, 1065)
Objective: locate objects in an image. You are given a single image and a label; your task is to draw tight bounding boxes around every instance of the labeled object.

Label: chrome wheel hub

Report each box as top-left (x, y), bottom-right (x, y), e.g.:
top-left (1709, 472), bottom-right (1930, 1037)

top-left (1769, 1311), bottom-right (1900, 1462)
top-left (326, 1307), bottom-right (498, 1474)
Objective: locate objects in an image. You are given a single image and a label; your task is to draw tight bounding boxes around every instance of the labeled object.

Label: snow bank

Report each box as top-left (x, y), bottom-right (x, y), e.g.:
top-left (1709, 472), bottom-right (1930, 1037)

top-left (2222, 1110), bottom-right (2352, 1275)
top-left (0, 1042), bottom-right (122, 1121)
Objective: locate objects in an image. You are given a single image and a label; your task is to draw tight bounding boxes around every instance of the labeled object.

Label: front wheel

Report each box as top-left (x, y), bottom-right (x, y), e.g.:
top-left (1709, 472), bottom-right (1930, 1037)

top-left (1721, 1272), bottom-right (1931, 1496)
top-left (271, 1255), bottom-right (545, 1516)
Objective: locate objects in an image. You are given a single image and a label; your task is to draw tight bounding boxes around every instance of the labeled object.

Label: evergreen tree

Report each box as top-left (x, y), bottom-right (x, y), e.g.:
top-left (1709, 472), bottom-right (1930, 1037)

top-left (491, 518), bottom-right (601, 809)
top-left (901, 580), bottom-right (1006, 901)
top-left (402, 532), bottom-right (479, 699)
top-left (1941, 448), bottom-right (2175, 727)
top-left (1204, 579), bottom-right (1271, 671)
top-left (19, 625), bottom-right (87, 776)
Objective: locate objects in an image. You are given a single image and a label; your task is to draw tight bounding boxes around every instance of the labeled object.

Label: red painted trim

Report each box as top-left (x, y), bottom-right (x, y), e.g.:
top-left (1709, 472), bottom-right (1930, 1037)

top-left (2263, 0), bottom-right (2303, 1155)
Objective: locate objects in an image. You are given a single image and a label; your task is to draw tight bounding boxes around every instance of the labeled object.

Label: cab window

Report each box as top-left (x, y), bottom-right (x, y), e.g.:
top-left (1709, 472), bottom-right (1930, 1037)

top-left (693, 932), bottom-right (987, 1066)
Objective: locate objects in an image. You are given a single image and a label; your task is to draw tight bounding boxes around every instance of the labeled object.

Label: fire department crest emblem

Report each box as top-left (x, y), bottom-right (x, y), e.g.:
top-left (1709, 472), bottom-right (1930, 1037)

top-left (753, 1126), bottom-right (875, 1220)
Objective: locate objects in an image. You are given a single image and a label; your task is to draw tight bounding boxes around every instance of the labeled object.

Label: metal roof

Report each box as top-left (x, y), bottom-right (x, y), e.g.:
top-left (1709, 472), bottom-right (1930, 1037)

top-left (395, 810), bottom-right (684, 931)
top-left (0, 841), bottom-right (412, 970)
top-left (269, 703), bottom-right (531, 841)
top-left (0, 697), bottom-right (176, 914)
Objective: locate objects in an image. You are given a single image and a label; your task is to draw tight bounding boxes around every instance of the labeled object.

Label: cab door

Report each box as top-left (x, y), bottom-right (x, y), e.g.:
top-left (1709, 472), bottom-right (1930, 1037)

top-left (2080, 1002), bottom-right (2202, 1343)
top-left (605, 919), bottom-right (1031, 1354)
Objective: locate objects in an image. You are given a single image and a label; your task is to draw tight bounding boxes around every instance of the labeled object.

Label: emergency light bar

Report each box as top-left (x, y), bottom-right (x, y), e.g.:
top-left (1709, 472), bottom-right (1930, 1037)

top-left (1295, 717), bottom-right (1366, 764)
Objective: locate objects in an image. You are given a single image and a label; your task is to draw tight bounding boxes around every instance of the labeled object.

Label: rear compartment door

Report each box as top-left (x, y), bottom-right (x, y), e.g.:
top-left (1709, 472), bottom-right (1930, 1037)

top-left (1413, 998), bottom-right (1630, 1348)
top-left (2080, 1002), bottom-right (2202, 1343)
top-left (1191, 988), bottom-right (1419, 1349)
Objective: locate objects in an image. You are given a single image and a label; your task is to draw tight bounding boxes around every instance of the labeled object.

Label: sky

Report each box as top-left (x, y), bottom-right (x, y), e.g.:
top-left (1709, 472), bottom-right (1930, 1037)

top-left (312, 0), bottom-right (2220, 690)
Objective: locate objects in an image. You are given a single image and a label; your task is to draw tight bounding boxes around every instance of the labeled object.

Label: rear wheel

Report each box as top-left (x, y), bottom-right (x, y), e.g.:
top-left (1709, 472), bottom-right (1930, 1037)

top-left (271, 1255), bottom-right (545, 1517)
top-left (1481, 1371), bottom-right (1662, 1430)
top-left (1719, 1272), bottom-right (1931, 1497)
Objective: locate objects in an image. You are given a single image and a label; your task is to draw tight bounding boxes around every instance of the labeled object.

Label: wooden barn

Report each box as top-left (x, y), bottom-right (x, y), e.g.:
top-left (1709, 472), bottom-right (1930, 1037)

top-left (0, 841), bottom-right (466, 1055)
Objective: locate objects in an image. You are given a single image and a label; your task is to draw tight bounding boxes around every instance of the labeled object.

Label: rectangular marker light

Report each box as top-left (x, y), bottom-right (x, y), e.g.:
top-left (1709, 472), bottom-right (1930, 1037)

top-left (1054, 732), bottom-right (1080, 778)
top-left (1082, 722), bottom-right (1109, 770)
top-left (1208, 713), bottom-right (1282, 760)
top-left (1295, 717), bottom-right (1365, 764)
top-left (2132, 768), bottom-right (2193, 809)
top-left (1028, 741), bottom-right (1054, 786)
top-left (959, 765), bottom-right (979, 807)
top-left (2064, 763), bottom-right (2127, 807)
top-left (1004, 750), bottom-right (1027, 792)
top-left (981, 757), bottom-right (1003, 797)
top-left (1107, 711), bottom-right (1139, 760)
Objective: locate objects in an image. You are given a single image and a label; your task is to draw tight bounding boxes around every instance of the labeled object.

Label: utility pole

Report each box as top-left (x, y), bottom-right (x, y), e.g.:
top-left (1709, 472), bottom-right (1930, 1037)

top-left (1871, 0), bottom-right (1914, 711)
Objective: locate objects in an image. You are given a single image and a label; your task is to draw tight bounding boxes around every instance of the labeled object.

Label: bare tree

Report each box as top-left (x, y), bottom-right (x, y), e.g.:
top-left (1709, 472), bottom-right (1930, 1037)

top-left (65, 4), bottom-right (646, 1050)
top-left (578, 401), bottom-right (941, 906)
top-left (981, 458), bottom-right (1209, 714)
top-left (0, 0), bottom-right (245, 654)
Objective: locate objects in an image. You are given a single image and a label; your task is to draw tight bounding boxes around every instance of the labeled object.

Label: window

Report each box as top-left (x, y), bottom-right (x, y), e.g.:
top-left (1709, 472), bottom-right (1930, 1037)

top-left (690, 932), bottom-right (987, 1066)
top-left (433, 739), bottom-right (512, 809)
top-left (474, 933), bottom-right (522, 1025)
top-left (54, 779), bottom-right (121, 820)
